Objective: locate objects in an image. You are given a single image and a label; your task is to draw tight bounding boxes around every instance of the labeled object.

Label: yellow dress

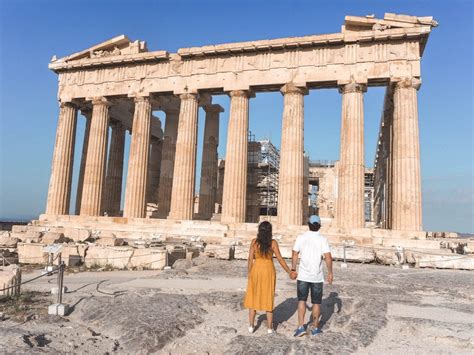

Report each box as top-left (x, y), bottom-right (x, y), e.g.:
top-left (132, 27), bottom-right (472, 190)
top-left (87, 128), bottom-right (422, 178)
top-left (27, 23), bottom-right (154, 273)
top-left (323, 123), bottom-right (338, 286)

top-left (243, 245), bottom-right (276, 311)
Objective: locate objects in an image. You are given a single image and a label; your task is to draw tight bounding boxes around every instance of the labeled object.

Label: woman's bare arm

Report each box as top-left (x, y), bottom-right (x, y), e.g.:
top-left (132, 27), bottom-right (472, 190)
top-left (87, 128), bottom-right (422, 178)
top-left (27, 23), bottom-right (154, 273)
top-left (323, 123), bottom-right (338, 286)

top-left (272, 240), bottom-right (291, 275)
top-left (248, 239), bottom-right (256, 273)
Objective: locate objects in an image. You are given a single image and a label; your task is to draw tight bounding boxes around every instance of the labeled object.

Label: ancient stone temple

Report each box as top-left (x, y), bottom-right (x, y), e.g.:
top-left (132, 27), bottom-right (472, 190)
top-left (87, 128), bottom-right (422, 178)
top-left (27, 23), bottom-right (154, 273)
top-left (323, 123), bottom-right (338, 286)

top-left (41, 13), bottom-right (438, 242)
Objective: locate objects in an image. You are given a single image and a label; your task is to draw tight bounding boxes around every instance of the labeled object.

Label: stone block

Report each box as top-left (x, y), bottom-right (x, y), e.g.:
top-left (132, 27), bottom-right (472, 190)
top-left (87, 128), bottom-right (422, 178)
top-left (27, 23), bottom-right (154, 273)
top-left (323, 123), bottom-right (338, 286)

top-left (42, 232), bottom-right (72, 244)
top-left (408, 252), bottom-right (474, 270)
top-left (0, 265), bottom-right (21, 297)
top-left (11, 231), bottom-right (42, 243)
top-left (11, 225), bottom-right (28, 233)
top-left (128, 248), bottom-right (166, 270)
top-left (374, 249), bottom-right (401, 265)
top-left (17, 243), bottom-right (48, 264)
top-left (48, 303), bottom-right (70, 316)
top-left (95, 233), bottom-right (125, 247)
top-left (84, 246), bottom-right (134, 269)
top-left (331, 245), bottom-right (375, 263)
top-left (0, 234), bottom-right (18, 248)
top-left (63, 228), bottom-right (91, 242)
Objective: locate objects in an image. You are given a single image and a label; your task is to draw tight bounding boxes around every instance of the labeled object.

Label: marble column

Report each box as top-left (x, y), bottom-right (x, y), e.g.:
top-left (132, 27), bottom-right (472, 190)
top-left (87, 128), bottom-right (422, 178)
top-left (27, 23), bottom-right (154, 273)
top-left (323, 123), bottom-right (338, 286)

top-left (156, 108), bottom-right (180, 217)
top-left (336, 83), bottom-right (367, 229)
top-left (221, 90), bottom-right (251, 223)
top-left (391, 78), bottom-right (422, 231)
top-left (123, 96), bottom-right (152, 218)
top-left (103, 120), bottom-right (126, 216)
top-left (45, 102), bottom-right (77, 215)
top-left (80, 97), bottom-right (111, 216)
top-left (277, 83), bottom-right (307, 226)
top-left (168, 93), bottom-right (199, 220)
top-left (147, 136), bottom-right (163, 203)
top-left (198, 104), bottom-right (223, 219)
top-left (75, 108), bottom-right (92, 215)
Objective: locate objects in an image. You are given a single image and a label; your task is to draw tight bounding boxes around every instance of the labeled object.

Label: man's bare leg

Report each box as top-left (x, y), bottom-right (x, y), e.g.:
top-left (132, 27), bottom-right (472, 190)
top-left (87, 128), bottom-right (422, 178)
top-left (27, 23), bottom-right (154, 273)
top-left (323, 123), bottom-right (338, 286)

top-left (298, 301), bottom-right (307, 327)
top-left (311, 304), bottom-right (321, 328)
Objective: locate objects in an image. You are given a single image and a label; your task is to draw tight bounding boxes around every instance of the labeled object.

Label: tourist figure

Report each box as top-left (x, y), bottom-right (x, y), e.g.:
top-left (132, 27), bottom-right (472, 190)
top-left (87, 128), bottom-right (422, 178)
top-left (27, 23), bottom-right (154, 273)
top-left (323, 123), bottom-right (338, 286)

top-left (291, 215), bottom-right (333, 337)
top-left (244, 221), bottom-right (293, 334)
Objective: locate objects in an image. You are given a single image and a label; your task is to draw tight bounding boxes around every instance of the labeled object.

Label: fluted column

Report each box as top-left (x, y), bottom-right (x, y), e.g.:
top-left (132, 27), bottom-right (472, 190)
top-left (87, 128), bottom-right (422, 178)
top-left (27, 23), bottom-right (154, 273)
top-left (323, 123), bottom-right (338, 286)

top-left (391, 78), bottom-right (422, 231)
top-left (168, 93), bottom-right (199, 220)
top-left (80, 97), bottom-right (111, 216)
top-left (123, 96), bottom-right (152, 218)
top-left (147, 137), bottom-right (163, 203)
top-left (198, 104), bottom-right (223, 218)
top-left (221, 90), bottom-right (251, 223)
top-left (45, 102), bottom-right (77, 215)
top-left (75, 109), bottom-right (92, 215)
top-left (103, 120), bottom-right (126, 215)
top-left (277, 84), bottom-right (307, 226)
top-left (157, 108), bottom-right (180, 217)
top-left (336, 83), bottom-right (367, 229)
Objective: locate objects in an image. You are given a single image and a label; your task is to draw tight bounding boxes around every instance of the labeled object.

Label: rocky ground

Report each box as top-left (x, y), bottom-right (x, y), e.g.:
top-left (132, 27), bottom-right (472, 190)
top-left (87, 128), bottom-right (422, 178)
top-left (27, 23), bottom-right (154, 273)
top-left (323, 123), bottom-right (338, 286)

top-left (0, 257), bottom-right (473, 354)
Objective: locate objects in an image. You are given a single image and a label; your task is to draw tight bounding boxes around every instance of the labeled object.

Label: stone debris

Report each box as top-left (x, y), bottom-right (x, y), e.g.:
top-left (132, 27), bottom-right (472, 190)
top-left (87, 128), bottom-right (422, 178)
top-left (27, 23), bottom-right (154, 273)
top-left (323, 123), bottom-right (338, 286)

top-left (0, 233), bottom-right (18, 248)
top-left (0, 264), bottom-right (21, 297)
top-left (41, 232), bottom-right (72, 245)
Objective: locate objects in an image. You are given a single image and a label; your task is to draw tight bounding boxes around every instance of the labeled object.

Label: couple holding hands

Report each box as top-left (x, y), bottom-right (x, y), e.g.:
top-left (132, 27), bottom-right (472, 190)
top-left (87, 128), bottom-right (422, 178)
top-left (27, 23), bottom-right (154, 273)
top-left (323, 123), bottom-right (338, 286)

top-left (243, 215), bottom-right (333, 337)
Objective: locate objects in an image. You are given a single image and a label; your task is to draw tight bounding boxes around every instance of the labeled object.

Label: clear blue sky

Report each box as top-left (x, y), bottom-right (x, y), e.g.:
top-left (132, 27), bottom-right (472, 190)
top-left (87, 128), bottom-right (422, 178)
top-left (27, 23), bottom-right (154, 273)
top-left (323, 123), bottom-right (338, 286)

top-left (0, 0), bottom-right (472, 233)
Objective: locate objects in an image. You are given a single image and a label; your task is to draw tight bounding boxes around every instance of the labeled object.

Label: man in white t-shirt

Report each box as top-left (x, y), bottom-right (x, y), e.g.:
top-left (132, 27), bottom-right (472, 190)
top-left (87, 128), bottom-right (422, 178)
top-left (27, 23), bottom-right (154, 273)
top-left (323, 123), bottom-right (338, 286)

top-left (291, 215), bottom-right (333, 337)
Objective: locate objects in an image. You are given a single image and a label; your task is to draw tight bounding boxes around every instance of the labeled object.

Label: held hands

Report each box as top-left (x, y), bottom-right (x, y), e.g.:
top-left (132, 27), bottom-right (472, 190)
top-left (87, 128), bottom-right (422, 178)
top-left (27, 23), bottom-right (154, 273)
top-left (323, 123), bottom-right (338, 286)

top-left (289, 270), bottom-right (298, 280)
top-left (326, 272), bottom-right (334, 284)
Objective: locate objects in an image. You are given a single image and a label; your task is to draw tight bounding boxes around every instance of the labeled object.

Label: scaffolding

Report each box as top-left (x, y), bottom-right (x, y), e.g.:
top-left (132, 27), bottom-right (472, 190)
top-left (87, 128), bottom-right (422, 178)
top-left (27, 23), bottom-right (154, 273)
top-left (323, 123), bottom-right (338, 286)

top-left (246, 133), bottom-right (280, 220)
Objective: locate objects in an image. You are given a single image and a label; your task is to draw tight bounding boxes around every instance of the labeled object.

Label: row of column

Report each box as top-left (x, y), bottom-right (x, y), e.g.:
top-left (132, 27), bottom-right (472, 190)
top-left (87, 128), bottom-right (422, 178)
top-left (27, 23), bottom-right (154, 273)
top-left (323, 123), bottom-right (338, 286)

top-left (46, 78), bottom-right (422, 231)
top-left (334, 79), bottom-right (422, 231)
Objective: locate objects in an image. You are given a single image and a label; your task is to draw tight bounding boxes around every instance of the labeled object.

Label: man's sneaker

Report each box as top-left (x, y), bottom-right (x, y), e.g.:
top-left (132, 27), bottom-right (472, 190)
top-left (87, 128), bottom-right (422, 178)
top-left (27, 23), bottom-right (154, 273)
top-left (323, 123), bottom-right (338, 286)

top-left (311, 327), bottom-right (322, 336)
top-left (248, 326), bottom-right (255, 334)
top-left (294, 326), bottom-right (306, 337)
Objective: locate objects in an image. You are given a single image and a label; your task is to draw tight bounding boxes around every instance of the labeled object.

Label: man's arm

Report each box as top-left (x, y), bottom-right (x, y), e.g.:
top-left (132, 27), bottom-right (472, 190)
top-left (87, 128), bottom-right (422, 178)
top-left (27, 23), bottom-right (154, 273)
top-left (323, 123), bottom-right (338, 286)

top-left (291, 250), bottom-right (299, 280)
top-left (324, 252), bottom-right (333, 284)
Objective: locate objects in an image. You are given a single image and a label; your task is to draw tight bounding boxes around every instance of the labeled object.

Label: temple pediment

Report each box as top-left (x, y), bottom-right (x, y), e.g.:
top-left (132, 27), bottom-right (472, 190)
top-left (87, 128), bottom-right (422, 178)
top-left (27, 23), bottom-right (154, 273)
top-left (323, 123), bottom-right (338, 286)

top-left (51, 35), bottom-right (148, 63)
top-left (343, 13), bottom-right (438, 32)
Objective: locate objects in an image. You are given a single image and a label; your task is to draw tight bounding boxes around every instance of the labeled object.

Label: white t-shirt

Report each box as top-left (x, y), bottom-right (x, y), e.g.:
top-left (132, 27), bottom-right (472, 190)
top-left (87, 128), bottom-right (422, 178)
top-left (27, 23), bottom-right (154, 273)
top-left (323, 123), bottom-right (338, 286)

top-left (293, 231), bottom-right (331, 283)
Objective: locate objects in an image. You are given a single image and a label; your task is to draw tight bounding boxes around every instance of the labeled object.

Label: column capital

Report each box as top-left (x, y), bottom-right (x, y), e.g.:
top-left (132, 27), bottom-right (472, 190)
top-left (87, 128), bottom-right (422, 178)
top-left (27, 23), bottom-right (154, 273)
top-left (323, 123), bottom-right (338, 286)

top-left (338, 82), bottom-right (367, 94)
top-left (59, 101), bottom-right (77, 109)
top-left (89, 97), bottom-right (112, 107)
top-left (392, 77), bottom-right (422, 91)
top-left (229, 90), bottom-right (254, 98)
top-left (280, 83), bottom-right (308, 96)
top-left (179, 92), bottom-right (199, 101)
top-left (203, 104), bottom-right (225, 113)
top-left (133, 95), bottom-right (151, 104)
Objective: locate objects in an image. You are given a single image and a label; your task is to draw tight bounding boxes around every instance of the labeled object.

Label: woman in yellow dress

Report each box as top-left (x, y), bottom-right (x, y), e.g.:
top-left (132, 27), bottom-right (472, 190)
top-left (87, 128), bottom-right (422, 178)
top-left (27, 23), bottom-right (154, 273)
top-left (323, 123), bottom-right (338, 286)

top-left (243, 221), bottom-right (292, 334)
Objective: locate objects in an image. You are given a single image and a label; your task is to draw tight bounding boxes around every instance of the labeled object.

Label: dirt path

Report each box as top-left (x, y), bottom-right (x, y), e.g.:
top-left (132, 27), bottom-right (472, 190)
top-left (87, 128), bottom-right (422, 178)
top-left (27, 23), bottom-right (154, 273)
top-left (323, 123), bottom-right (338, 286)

top-left (1, 258), bottom-right (473, 354)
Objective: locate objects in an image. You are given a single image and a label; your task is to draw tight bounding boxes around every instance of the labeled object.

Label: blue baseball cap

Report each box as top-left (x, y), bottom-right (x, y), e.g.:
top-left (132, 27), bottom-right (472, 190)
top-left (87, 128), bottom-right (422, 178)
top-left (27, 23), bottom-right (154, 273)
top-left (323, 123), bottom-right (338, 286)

top-left (308, 215), bottom-right (321, 225)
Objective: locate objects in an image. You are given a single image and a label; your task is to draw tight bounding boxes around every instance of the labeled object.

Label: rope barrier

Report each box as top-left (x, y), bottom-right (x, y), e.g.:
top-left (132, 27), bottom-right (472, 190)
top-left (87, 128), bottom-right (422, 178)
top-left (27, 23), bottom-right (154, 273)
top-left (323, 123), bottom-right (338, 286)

top-left (0, 269), bottom-right (58, 292)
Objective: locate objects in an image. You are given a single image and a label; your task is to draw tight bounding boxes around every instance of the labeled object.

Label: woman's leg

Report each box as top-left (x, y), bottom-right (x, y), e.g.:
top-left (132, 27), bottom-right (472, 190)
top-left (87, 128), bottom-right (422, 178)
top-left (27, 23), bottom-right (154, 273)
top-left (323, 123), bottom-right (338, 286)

top-left (249, 309), bottom-right (256, 326)
top-left (266, 311), bottom-right (273, 329)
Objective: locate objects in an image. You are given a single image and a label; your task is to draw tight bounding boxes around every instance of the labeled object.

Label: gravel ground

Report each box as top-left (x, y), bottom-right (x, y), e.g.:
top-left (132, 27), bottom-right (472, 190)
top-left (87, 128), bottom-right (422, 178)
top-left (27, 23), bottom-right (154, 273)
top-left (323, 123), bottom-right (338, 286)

top-left (0, 257), bottom-right (473, 354)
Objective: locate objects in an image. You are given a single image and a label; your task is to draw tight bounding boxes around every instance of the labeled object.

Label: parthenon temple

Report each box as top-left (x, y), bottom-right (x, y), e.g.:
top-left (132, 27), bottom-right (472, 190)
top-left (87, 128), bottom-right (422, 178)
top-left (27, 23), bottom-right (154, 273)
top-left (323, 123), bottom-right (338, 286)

top-left (40, 13), bottom-right (439, 243)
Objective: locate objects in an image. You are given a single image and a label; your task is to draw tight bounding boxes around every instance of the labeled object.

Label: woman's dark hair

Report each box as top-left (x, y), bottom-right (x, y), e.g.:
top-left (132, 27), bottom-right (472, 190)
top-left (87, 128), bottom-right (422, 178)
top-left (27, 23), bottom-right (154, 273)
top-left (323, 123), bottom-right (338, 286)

top-left (256, 221), bottom-right (273, 256)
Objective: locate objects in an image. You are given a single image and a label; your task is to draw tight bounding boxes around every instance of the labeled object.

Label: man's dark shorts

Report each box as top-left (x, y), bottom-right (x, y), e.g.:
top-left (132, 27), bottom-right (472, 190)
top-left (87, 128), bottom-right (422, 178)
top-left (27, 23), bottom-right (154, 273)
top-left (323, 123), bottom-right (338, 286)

top-left (297, 280), bottom-right (323, 304)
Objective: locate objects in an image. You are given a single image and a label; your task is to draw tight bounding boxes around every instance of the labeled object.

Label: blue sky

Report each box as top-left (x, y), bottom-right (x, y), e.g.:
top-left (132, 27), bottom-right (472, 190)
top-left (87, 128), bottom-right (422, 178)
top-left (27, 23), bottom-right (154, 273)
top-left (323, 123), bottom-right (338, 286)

top-left (0, 0), bottom-right (472, 233)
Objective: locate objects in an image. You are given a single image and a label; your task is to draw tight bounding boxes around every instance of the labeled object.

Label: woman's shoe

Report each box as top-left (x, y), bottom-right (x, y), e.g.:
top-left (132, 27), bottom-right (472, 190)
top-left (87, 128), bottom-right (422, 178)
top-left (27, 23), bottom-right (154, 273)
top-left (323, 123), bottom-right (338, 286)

top-left (248, 326), bottom-right (255, 334)
top-left (267, 328), bottom-right (275, 334)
